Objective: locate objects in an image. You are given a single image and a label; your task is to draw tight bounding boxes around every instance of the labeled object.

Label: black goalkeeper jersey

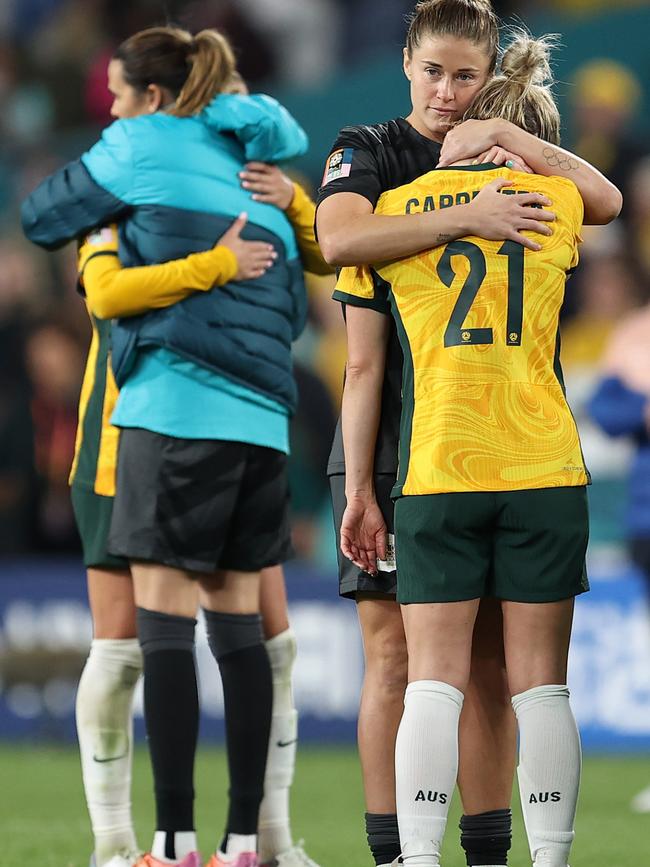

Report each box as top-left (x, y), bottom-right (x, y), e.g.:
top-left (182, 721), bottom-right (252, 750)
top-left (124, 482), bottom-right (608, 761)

top-left (317, 117), bottom-right (441, 476)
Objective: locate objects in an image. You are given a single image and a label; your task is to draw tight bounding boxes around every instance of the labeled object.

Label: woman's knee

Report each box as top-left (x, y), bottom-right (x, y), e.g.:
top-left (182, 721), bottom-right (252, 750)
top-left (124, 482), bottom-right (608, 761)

top-left (198, 569), bottom-right (260, 614)
top-left (364, 629), bottom-right (409, 695)
top-left (87, 568), bottom-right (137, 639)
top-left (131, 563), bottom-right (199, 617)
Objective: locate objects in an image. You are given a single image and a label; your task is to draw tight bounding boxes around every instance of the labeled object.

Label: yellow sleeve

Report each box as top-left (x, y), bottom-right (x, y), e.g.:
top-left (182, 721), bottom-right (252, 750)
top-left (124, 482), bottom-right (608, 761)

top-left (332, 265), bottom-right (390, 314)
top-left (79, 238), bottom-right (238, 320)
top-left (285, 182), bottom-right (333, 276)
top-left (565, 182), bottom-right (584, 272)
top-left (545, 177), bottom-right (583, 273)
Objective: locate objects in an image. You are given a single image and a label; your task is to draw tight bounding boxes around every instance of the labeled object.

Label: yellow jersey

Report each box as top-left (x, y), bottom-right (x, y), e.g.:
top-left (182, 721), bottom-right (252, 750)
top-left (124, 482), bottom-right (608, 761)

top-left (334, 164), bottom-right (590, 496)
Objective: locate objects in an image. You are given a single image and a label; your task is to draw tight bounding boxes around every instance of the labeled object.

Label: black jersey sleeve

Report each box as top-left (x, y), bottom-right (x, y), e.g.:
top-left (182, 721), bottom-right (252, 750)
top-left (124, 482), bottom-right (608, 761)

top-left (316, 126), bottom-right (386, 210)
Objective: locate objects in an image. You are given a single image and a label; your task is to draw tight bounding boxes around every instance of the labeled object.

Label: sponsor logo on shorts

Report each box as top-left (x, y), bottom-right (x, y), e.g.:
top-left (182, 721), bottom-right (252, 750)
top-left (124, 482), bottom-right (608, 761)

top-left (276, 738), bottom-right (298, 748)
top-left (377, 533), bottom-right (396, 573)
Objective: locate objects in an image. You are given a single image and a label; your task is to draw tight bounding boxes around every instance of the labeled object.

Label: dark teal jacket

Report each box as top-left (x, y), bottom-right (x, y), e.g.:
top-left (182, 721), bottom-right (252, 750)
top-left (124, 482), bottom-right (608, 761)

top-left (21, 94), bottom-right (309, 412)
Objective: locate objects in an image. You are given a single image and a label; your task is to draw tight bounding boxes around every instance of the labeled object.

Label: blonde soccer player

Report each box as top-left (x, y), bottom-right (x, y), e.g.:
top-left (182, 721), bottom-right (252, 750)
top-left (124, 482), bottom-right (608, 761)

top-left (336, 26), bottom-right (621, 867)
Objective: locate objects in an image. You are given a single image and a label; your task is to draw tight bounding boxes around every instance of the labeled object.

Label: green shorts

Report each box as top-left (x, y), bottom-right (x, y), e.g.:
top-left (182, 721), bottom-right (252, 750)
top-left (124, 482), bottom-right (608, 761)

top-left (394, 486), bottom-right (589, 604)
top-left (70, 485), bottom-right (129, 570)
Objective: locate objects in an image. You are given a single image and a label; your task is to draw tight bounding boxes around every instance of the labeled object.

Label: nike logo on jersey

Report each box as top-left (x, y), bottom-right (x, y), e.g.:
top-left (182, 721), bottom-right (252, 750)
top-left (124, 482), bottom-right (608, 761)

top-left (276, 738), bottom-right (298, 748)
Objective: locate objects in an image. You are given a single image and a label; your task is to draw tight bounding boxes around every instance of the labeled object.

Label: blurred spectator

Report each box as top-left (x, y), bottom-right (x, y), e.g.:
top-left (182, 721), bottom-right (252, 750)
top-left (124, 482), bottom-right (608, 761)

top-left (177, 0), bottom-right (278, 86)
top-left (237, 0), bottom-right (341, 86)
top-left (0, 235), bottom-right (50, 553)
top-left (560, 246), bottom-right (645, 373)
top-left (539, 0), bottom-right (649, 11)
top-left (0, 316), bottom-right (35, 554)
top-left (587, 302), bottom-right (650, 810)
top-left (25, 322), bottom-right (84, 552)
top-left (570, 59), bottom-right (646, 222)
top-left (290, 362), bottom-right (337, 560)
top-left (308, 274), bottom-right (347, 408)
top-left (559, 241), bottom-right (647, 525)
top-left (626, 156), bottom-right (650, 280)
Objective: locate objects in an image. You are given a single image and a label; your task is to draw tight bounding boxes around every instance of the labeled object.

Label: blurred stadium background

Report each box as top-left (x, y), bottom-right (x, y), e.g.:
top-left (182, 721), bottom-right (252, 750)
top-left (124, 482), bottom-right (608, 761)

top-left (1, 0), bottom-right (649, 864)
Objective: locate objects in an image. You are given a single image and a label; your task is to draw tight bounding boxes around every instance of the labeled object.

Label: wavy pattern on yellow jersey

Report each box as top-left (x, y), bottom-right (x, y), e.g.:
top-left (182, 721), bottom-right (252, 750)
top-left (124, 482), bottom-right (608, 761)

top-left (373, 166), bottom-right (588, 495)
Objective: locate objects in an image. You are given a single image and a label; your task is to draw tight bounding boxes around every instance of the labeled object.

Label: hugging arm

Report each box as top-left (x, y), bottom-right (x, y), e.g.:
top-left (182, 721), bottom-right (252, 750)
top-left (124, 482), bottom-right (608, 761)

top-left (81, 244), bottom-right (238, 319)
top-left (316, 183), bottom-right (555, 266)
top-left (240, 161), bottom-right (333, 276)
top-left (81, 215), bottom-right (276, 319)
top-left (439, 119), bottom-right (622, 225)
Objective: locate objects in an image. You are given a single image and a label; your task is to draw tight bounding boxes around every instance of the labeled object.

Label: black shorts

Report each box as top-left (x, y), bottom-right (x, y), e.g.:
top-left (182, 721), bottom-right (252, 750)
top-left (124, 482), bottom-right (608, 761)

top-left (70, 484), bottom-right (129, 570)
top-left (108, 428), bottom-right (293, 573)
top-left (329, 472), bottom-right (397, 599)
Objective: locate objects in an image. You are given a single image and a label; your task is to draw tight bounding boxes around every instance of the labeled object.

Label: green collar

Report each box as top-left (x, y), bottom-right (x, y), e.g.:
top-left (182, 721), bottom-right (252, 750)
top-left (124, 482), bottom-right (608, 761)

top-left (436, 162), bottom-right (500, 172)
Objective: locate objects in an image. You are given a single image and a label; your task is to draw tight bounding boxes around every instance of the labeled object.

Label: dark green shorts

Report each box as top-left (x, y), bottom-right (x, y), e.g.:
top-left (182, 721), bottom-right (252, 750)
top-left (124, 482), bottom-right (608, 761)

top-left (394, 486), bottom-right (589, 604)
top-left (70, 485), bottom-right (129, 570)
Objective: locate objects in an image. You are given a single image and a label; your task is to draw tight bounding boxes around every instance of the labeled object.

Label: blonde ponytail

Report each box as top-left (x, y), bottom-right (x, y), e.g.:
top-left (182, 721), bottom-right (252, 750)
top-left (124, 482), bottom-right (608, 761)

top-left (174, 30), bottom-right (236, 116)
top-left (464, 29), bottom-right (561, 143)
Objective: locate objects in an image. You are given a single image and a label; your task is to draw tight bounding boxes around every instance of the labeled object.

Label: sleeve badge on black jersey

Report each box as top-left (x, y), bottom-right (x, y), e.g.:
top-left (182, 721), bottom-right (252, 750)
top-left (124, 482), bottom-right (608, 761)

top-left (322, 147), bottom-right (353, 185)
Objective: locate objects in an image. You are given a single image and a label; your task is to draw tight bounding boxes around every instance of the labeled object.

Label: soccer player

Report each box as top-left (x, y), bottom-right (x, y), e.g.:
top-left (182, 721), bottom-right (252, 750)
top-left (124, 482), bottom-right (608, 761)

top-left (316, 4), bottom-right (621, 866)
top-left (337, 26), bottom-right (622, 867)
top-left (21, 26), bottom-right (322, 867)
top-left (72, 217), bottom-right (275, 867)
top-left (72, 182), bottom-right (327, 867)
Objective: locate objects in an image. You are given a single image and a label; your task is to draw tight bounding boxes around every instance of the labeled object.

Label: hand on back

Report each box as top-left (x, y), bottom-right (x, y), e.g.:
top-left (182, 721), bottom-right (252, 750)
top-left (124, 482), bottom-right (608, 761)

top-left (240, 162), bottom-right (295, 210)
top-left (216, 212), bottom-right (277, 280)
top-left (465, 179), bottom-right (556, 252)
top-left (438, 119), bottom-right (503, 168)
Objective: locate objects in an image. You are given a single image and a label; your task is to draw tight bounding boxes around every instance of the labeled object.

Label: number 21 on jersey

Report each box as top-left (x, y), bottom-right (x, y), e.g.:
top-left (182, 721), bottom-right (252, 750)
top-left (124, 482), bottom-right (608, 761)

top-left (439, 240), bottom-right (524, 348)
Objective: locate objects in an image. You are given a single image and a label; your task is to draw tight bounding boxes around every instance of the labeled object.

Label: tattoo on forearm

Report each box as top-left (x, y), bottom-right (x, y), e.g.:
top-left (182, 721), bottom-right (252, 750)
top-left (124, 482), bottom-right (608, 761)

top-left (542, 147), bottom-right (579, 172)
top-left (434, 233), bottom-right (452, 245)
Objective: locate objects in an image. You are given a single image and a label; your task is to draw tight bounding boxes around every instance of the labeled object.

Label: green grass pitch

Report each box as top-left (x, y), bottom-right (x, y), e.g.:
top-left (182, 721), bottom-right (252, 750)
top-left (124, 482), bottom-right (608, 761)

top-left (2, 745), bottom-right (649, 866)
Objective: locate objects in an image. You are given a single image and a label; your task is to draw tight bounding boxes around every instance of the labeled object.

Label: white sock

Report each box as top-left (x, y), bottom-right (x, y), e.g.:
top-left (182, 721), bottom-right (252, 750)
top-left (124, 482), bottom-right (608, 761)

top-left (396, 680), bottom-right (464, 867)
top-left (512, 684), bottom-right (581, 867)
top-left (258, 629), bottom-right (297, 860)
top-left (219, 833), bottom-right (258, 858)
top-left (152, 830), bottom-right (197, 861)
top-left (76, 638), bottom-right (142, 866)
